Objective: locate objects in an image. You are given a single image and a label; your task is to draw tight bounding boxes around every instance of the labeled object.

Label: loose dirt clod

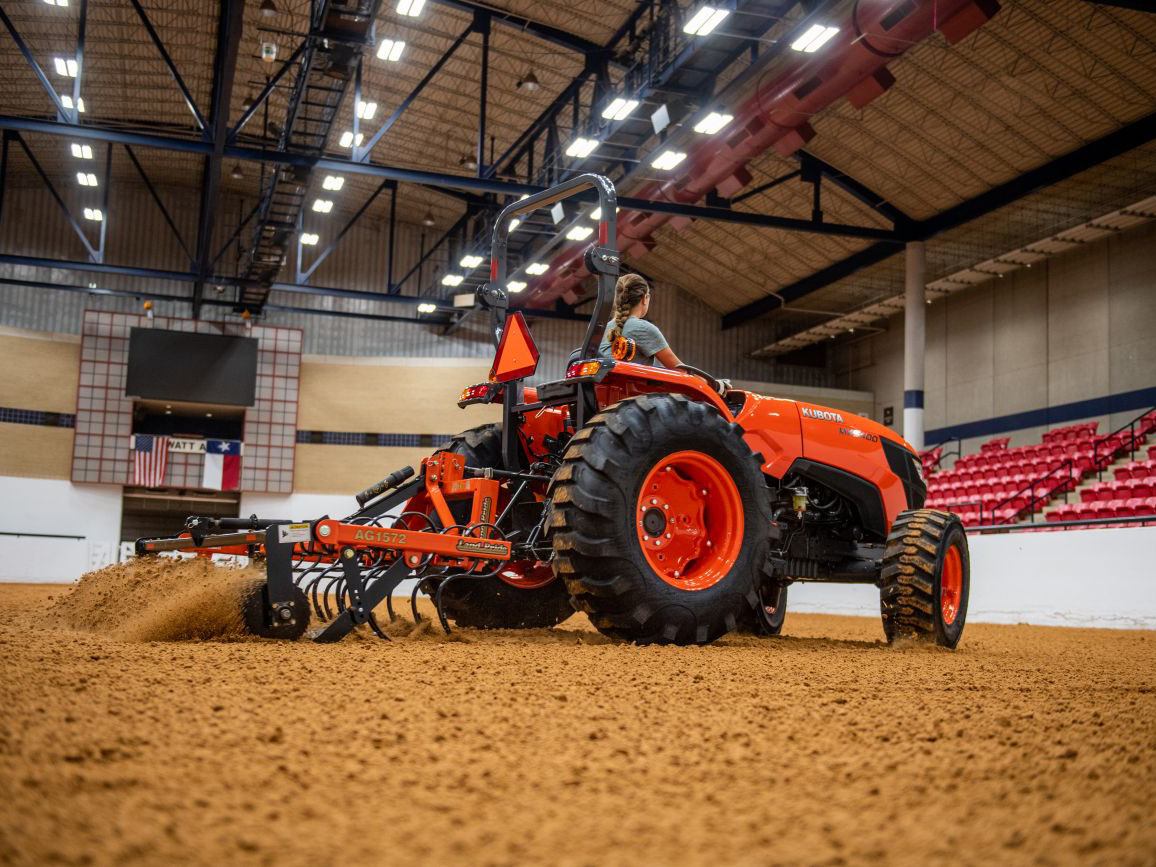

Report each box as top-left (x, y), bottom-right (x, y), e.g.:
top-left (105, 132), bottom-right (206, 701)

top-left (49, 558), bottom-right (264, 642)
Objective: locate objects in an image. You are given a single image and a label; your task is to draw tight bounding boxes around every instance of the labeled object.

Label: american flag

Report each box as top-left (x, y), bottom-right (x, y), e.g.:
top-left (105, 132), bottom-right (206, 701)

top-left (132, 434), bottom-right (170, 487)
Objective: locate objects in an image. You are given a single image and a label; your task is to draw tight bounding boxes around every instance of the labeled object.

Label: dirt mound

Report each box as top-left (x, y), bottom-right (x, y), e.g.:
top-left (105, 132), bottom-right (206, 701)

top-left (50, 557), bottom-right (265, 642)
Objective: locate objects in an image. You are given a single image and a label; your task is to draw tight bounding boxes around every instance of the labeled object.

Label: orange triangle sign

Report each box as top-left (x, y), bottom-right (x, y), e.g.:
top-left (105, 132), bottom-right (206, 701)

top-left (490, 311), bottom-right (540, 383)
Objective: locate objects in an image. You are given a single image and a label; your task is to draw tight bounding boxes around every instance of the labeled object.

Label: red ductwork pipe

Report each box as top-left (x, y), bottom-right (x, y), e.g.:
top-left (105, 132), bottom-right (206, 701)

top-left (527, 0), bottom-right (1000, 307)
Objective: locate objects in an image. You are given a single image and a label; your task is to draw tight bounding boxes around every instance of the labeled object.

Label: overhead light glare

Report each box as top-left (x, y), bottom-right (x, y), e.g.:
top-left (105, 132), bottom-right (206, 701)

top-left (525, 262), bottom-right (549, 275)
top-left (312, 198), bottom-right (334, 213)
top-left (83, 208), bottom-right (102, 222)
top-left (791, 24), bottom-right (839, 53)
top-left (441, 274), bottom-right (464, 286)
top-left (694, 111), bottom-right (733, 135)
top-left (651, 150), bottom-right (687, 171)
top-left (76, 171), bottom-right (97, 187)
top-left (565, 225), bottom-right (594, 241)
top-left (589, 206), bottom-right (620, 221)
top-left (397, 0), bottom-right (425, 15)
top-left (356, 99), bottom-right (378, 120)
top-left (683, 5), bottom-right (729, 36)
top-left (377, 38), bottom-right (405, 62)
top-left (507, 281), bottom-right (526, 293)
top-left (322, 175), bottom-right (344, 191)
top-left (42, 0), bottom-right (70, 6)
top-left (509, 218), bottom-right (521, 231)
top-left (300, 232), bottom-right (319, 246)
top-left (70, 143), bottom-right (93, 159)
top-left (53, 57), bottom-right (78, 77)
top-left (459, 254), bottom-right (484, 268)
top-left (338, 131), bottom-right (364, 148)
top-left (417, 302), bottom-right (437, 314)
top-left (602, 98), bottom-right (640, 121)
top-left (565, 137), bottom-right (598, 159)
top-left (60, 95), bottom-right (85, 112)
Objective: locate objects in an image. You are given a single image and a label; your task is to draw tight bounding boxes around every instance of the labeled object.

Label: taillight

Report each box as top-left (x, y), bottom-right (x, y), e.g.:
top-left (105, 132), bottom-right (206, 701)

top-left (566, 360), bottom-right (604, 379)
top-left (459, 382), bottom-right (502, 406)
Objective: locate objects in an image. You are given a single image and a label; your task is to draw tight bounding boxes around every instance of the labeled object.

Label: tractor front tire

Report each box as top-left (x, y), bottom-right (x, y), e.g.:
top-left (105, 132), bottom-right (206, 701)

top-left (879, 509), bottom-right (969, 648)
top-left (435, 424), bottom-right (574, 630)
top-left (550, 394), bottom-right (770, 645)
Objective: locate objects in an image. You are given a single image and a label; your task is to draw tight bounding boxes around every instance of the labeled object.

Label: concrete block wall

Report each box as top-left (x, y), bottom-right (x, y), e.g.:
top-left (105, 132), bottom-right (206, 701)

top-left (835, 219), bottom-right (1156, 456)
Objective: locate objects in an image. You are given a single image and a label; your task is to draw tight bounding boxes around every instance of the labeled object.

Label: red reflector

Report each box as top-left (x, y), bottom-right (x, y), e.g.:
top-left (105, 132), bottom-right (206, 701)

top-left (490, 311), bottom-right (539, 384)
top-left (489, 258), bottom-right (498, 280)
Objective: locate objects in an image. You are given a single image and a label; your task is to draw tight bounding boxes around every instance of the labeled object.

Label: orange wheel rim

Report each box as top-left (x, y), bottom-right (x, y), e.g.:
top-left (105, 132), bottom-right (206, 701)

top-left (636, 450), bottom-right (743, 591)
top-left (497, 561), bottom-right (555, 590)
top-left (941, 543), bottom-right (963, 625)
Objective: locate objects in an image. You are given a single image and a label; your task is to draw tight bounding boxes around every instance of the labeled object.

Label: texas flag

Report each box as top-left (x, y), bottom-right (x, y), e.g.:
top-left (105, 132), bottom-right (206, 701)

top-left (202, 439), bottom-right (242, 491)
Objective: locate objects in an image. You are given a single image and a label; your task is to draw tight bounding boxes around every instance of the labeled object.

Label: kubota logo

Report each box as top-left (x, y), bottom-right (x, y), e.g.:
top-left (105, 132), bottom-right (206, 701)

top-left (801, 406), bottom-right (844, 423)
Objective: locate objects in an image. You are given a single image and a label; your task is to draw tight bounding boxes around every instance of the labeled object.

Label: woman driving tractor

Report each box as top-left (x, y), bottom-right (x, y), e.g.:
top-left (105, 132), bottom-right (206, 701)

top-left (598, 273), bottom-right (682, 368)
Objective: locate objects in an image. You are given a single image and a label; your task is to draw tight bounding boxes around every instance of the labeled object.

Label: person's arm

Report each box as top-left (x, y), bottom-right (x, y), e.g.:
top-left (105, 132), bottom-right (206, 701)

top-left (654, 346), bottom-right (683, 369)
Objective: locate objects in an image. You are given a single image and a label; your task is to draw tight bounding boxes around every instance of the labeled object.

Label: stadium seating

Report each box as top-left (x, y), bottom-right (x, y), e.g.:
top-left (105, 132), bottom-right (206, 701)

top-left (921, 410), bottom-right (1156, 528)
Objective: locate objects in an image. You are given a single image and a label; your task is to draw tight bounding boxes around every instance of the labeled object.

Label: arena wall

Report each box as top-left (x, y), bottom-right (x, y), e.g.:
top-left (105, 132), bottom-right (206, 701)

top-left (834, 220), bottom-right (1156, 452)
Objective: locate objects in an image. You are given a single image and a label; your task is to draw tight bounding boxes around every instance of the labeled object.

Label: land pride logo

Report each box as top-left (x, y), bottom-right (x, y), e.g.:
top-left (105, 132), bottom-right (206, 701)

top-left (801, 406), bottom-right (845, 423)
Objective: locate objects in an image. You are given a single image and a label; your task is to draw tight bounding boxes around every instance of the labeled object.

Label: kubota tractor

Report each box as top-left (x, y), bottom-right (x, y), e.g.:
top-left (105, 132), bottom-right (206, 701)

top-left (138, 174), bottom-right (969, 648)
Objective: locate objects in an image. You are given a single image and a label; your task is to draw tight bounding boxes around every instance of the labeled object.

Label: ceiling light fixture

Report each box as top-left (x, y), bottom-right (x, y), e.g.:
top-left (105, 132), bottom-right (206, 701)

top-left (259, 0), bottom-right (278, 16)
top-left (693, 111), bottom-right (733, 135)
top-left (459, 254), bottom-right (483, 268)
top-left (791, 24), bottom-right (839, 53)
top-left (376, 38), bottom-right (405, 62)
top-left (300, 232), bottom-right (319, 246)
top-left (459, 154), bottom-right (479, 171)
top-left (338, 130), bottom-right (364, 148)
top-left (60, 95), bottom-right (85, 112)
top-left (417, 302), bottom-right (437, 314)
top-left (70, 143), bottom-right (93, 159)
top-left (516, 70), bottom-right (540, 92)
top-left (441, 274), bottom-right (464, 286)
top-left (356, 99), bottom-right (377, 120)
top-left (565, 137), bottom-right (598, 159)
top-left (53, 57), bottom-right (78, 77)
top-left (42, 0), bottom-right (70, 6)
top-left (509, 218), bottom-right (521, 231)
top-left (565, 225), bottom-right (594, 241)
top-left (312, 198), bottom-right (334, 213)
top-left (230, 163), bottom-right (244, 180)
top-left (525, 262), bottom-right (549, 275)
top-left (507, 281), bottom-right (526, 293)
top-left (76, 171), bottom-right (97, 187)
top-left (601, 97), bottom-right (640, 121)
top-left (651, 149), bottom-right (687, 171)
top-left (683, 5), bottom-right (729, 36)
top-left (83, 208), bottom-right (102, 222)
top-left (421, 209), bottom-right (436, 227)
top-left (397, 0), bottom-right (425, 16)
top-left (322, 175), bottom-right (344, 191)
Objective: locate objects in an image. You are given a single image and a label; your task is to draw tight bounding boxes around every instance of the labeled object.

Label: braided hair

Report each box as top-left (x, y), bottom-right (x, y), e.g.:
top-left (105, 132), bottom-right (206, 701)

top-left (608, 273), bottom-right (650, 343)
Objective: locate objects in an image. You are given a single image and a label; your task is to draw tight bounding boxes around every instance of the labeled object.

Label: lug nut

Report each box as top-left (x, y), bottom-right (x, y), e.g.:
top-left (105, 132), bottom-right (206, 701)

top-left (318, 524), bottom-right (331, 537)
top-left (665, 533), bottom-right (671, 539)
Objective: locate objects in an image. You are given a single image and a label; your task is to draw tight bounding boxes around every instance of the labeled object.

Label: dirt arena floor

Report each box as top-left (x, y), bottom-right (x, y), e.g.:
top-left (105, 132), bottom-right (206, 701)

top-left (2, 565), bottom-right (1155, 866)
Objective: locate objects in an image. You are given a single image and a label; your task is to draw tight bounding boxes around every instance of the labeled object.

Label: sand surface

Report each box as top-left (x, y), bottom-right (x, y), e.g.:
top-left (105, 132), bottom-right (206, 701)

top-left (2, 573), bottom-right (1155, 866)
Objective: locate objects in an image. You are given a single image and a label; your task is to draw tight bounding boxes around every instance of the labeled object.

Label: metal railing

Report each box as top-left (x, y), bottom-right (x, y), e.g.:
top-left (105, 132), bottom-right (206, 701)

top-left (988, 458), bottom-right (1078, 524)
top-left (973, 514), bottom-right (1156, 534)
top-left (1093, 405), bottom-right (1155, 480)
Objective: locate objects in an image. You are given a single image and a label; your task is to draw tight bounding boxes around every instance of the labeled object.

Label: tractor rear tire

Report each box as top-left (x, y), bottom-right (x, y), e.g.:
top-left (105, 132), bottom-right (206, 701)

top-left (880, 509), bottom-right (969, 648)
top-left (550, 394), bottom-right (770, 645)
top-left (435, 424), bottom-right (574, 630)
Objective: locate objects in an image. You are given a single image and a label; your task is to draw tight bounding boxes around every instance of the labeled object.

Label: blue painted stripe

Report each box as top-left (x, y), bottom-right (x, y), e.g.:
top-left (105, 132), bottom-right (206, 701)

top-left (0, 406), bottom-right (76, 428)
top-left (297, 430), bottom-right (453, 448)
top-left (903, 390), bottom-right (924, 409)
top-left (925, 386), bottom-right (1156, 445)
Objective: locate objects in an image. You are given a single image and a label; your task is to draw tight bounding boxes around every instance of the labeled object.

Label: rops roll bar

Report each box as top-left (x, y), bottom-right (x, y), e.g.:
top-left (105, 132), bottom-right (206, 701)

top-left (477, 173), bottom-right (620, 362)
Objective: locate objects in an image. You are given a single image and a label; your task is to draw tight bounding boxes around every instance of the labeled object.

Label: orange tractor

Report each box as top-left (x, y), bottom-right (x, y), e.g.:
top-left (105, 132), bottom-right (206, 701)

top-left (138, 174), bottom-right (969, 648)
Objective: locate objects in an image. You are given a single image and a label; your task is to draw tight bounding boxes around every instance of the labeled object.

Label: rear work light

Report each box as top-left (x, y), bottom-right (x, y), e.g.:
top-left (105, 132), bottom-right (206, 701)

top-left (459, 382), bottom-right (503, 407)
top-left (566, 360), bottom-right (606, 379)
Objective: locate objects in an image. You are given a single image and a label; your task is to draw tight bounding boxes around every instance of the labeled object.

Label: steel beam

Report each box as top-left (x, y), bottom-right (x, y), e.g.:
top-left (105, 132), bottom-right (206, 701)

top-left (123, 144), bottom-right (195, 266)
top-left (355, 23), bottom-right (473, 162)
top-left (71, 0), bottom-right (87, 125)
top-left (228, 41), bottom-right (307, 141)
top-left (128, 0), bottom-right (208, 130)
top-left (12, 134), bottom-right (98, 261)
top-left (723, 110), bottom-right (1156, 329)
top-left (96, 141), bottom-right (110, 263)
top-left (0, 7), bottom-right (69, 119)
top-left (430, 0), bottom-right (601, 55)
top-left (192, 0), bottom-right (244, 317)
top-left (798, 151), bottom-right (912, 229)
top-left (476, 10), bottom-right (490, 178)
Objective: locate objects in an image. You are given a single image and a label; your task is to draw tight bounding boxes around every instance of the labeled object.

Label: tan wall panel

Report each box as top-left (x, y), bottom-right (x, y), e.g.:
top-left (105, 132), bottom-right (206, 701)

top-left (0, 331), bottom-right (79, 413)
top-left (298, 358), bottom-right (501, 433)
top-left (0, 424), bottom-right (73, 479)
top-left (294, 444), bottom-right (436, 495)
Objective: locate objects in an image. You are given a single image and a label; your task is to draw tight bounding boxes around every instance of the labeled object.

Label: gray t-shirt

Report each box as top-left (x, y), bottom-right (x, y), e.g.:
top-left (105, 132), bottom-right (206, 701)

top-left (598, 316), bottom-right (669, 366)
